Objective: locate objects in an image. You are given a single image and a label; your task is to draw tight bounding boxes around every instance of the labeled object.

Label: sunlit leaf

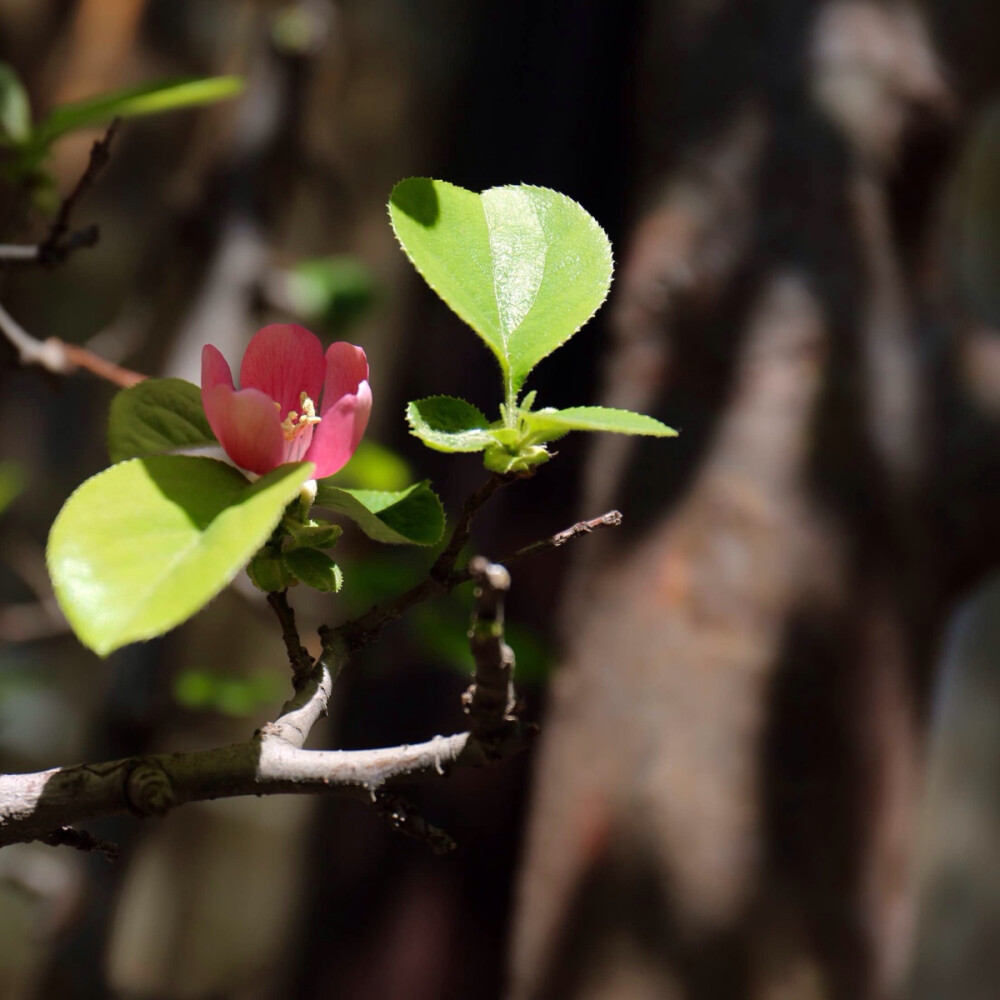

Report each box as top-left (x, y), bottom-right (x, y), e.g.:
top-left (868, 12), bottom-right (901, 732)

top-left (389, 178), bottom-right (613, 399)
top-left (47, 457), bottom-right (311, 655)
top-left (37, 76), bottom-right (244, 144)
top-left (406, 396), bottom-right (493, 453)
top-left (522, 406), bottom-right (677, 441)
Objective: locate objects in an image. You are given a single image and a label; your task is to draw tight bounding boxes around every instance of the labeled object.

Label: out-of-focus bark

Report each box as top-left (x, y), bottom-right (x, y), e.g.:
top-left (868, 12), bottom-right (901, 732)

top-left (509, 2), bottom-right (998, 998)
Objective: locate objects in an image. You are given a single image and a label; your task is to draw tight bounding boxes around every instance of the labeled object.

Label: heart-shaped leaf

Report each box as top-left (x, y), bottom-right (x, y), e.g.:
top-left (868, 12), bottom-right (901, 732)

top-left (406, 396), bottom-right (493, 453)
top-left (48, 457), bottom-right (312, 655)
top-left (522, 406), bottom-right (678, 441)
top-left (389, 178), bottom-right (613, 399)
top-left (107, 378), bottom-right (217, 462)
top-left (314, 480), bottom-right (445, 545)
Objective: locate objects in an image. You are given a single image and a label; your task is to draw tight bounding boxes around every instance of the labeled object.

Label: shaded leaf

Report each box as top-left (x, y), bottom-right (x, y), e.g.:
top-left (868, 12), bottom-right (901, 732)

top-left (314, 480), bottom-right (445, 545)
top-left (107, 378), bottom-right (216, 462)
top-left (284, 548), bottom-right (343, 592)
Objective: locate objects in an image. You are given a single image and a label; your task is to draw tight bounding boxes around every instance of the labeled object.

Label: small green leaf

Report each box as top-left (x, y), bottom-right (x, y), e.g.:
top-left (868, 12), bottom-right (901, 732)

top-left (47, 457), bottom-right (312, 655)
top-left (36, 75), bottom-right (244, 144)
top-left (389, 178), bottom-right (613, 400)
top-left (522, 406), bottom-right (678, 441)
top-left (282, 519), bottom-right (342, 551)
top-left (0, 63), bottom-right (31, 145)
top-left (406, 396), bottom-right (493, 453)
top-left (107, 378), bottom-right (217, 462)
top-left (247, 548), bottom-right (296, 592)
top-left (483, 443), bottom-right (551, 475)
top-left (284, 548), bottom-right (343, 592)
top-left (314, 480), bottom-right (445, 545)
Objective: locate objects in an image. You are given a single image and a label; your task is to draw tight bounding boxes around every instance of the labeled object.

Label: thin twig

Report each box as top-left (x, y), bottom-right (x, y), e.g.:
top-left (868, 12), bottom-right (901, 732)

top-left (449, 510), bottom-right (623, 587)
top-left (0, 301), bottom-right (145, 386)
top-left (38, 118), bottom-right (120, 265)
top-left (333, 473), bottom-right (514, 650)
top-left (266, 590), bottom-right (314, 686)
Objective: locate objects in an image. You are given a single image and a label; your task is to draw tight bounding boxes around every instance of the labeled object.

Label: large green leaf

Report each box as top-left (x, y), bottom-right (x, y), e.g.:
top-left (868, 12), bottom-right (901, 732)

top-left (107, 378), bottom-right (217, 462)
top-left (406, 396), bottom-right (493, 453)
top-left (314, 480), bottom-right (445, 545)
top-left (48, 457), bottom-right (311, 656)
top-left (522, 406), bottom-right (678, 441)
top-left (389, 178), bottom-right (613, 399)
top-left (36, 76), bottom-right (244, 144)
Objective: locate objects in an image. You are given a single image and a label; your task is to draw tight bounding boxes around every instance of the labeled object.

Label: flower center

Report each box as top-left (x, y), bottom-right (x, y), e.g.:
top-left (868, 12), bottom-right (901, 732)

top-left (277, 392), bottom-right (321, 442)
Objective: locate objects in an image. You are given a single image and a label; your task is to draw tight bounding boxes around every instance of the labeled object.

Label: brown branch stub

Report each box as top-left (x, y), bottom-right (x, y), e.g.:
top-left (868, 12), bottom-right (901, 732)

top-left (375, 792), bottom-right (456, 855)
top-left (463, 557), bottom-right (519, 758)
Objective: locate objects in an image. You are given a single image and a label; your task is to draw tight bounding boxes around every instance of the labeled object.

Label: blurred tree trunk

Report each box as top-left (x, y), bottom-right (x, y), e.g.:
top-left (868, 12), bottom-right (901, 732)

top-left (509, 2), bottom-right (1000, 998)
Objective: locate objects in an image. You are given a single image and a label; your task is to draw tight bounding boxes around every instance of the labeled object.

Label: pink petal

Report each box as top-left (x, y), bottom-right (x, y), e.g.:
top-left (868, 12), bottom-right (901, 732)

top-left (202, 384), bottom-right (286, 475)
top-left (240, 324), bottom-right (325, 416)
top-left (201, 344), bottom-right (235, 392)
top-left (306, 379), bottom-right (372, 478)
top-left (320, 342), bottom-right (369, 414)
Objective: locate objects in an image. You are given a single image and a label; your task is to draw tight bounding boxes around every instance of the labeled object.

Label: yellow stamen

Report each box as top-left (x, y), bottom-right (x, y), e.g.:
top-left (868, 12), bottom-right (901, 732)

top-left (278, 391), bottom-right (322, 441)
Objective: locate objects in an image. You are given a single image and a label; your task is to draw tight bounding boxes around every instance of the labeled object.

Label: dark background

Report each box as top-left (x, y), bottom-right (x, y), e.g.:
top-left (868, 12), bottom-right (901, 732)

top-left (1, 1), bottom-right (1000, 998)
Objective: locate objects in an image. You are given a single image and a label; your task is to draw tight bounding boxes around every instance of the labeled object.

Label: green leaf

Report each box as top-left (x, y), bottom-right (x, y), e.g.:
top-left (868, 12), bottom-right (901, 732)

top-left (326, 440), bottom-right (412, 491)
top-left (36, 75), bottom-right (244, 144)
top-left (522, 406), bottom-right (678, 441)
top-left (284, 548), bottom-right (343, 592)
top-left (282, 518), bottom-right (342, 551)
top-left (389, 178), bottom-right (613, 399)
top-left (0, 63), bottom-right (31, 145)
top-left (406, 396), bottom-right (493, 453)
top-left (313, 480), bottom-right (445, 545)
top-left (107, 378), bottom-right (217, 463)
top-left (47, 457), bottom-right (312, 656)
top-left (280, 255), bottom-right (376, 331)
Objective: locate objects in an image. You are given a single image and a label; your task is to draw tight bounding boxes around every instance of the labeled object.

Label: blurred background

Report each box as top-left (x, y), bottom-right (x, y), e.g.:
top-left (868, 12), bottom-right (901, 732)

top-left (1, 1), bottom-right (999, 997)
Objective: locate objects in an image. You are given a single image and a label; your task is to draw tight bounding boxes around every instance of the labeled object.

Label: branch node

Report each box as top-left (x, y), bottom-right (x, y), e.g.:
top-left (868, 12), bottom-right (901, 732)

top-left (124, 760), bottom-right (175, 818)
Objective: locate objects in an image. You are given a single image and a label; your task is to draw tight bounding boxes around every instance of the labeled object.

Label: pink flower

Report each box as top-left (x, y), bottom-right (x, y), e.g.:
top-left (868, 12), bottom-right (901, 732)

top-left (201, 324), bottom-right (371, 479)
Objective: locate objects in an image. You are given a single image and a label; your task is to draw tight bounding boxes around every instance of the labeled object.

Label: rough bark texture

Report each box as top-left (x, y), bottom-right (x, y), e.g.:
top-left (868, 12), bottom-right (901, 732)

top-left (510, 2), bottom-right (1000, 998)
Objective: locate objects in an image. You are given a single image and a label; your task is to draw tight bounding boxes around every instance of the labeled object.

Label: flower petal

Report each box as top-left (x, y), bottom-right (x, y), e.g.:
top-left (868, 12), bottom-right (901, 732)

top-left (240, 324), bottom-right (325, 416)
top-left (201, 343), bottom-right (235, 392)
top-left (306, 379), bottom-right (372, 478)
top-left (202, 384), bottom-right (286, 475)
top-left (320, 342), bottom-right (369, 413)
